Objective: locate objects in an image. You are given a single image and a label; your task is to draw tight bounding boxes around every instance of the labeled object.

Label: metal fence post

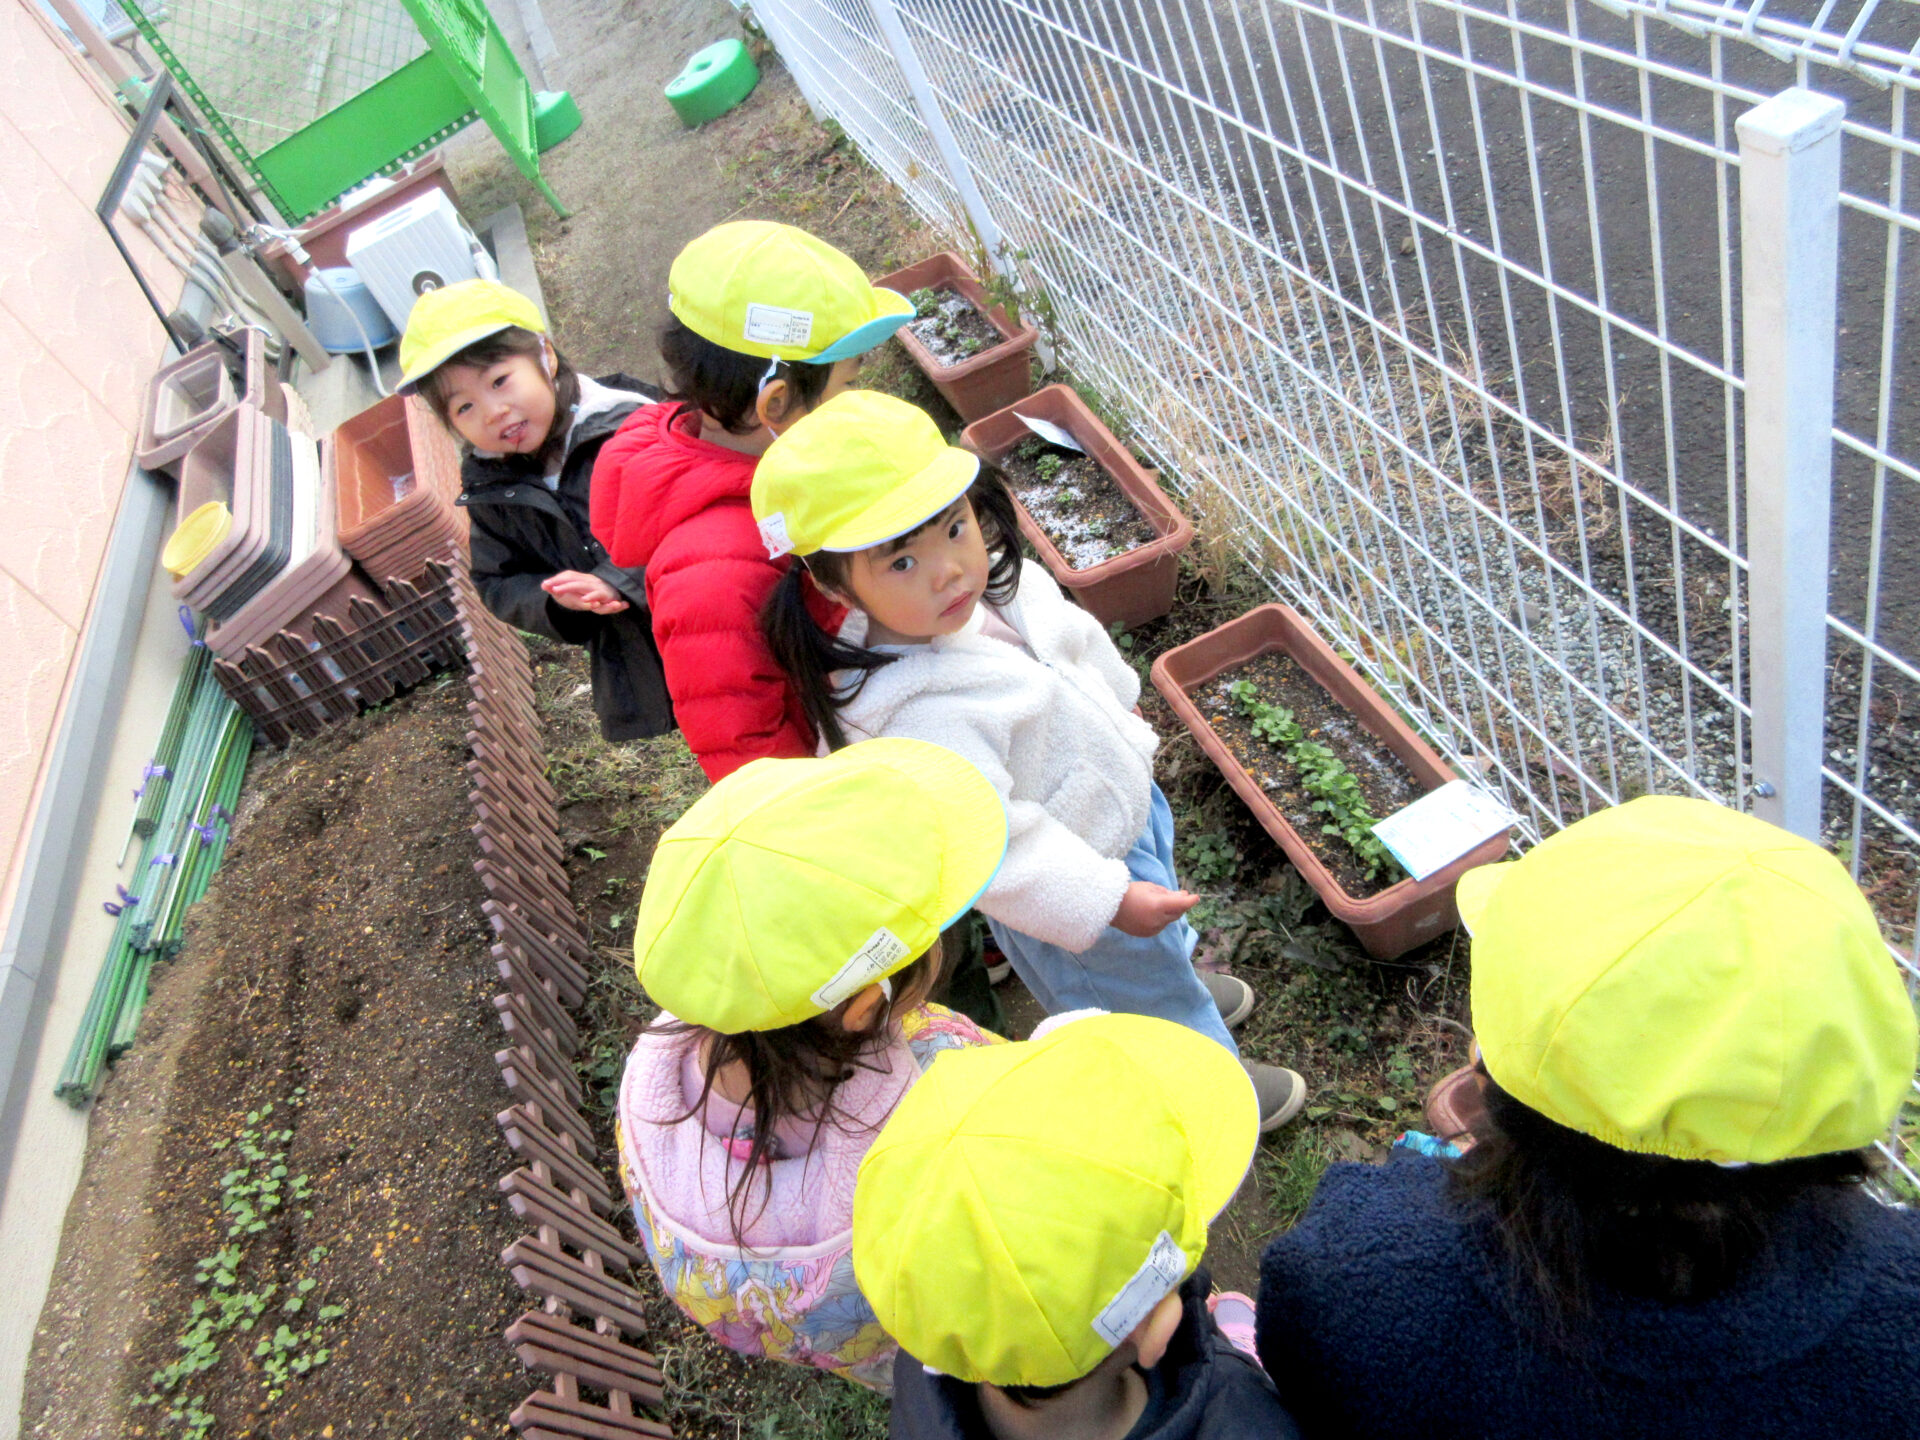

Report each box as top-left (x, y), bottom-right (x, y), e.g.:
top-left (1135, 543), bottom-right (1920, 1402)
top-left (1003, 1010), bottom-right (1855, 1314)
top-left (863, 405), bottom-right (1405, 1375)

top-left (1738, 87), bottom-right (1844, 839)
top-left (864, 0), bottom-right (1008, 277)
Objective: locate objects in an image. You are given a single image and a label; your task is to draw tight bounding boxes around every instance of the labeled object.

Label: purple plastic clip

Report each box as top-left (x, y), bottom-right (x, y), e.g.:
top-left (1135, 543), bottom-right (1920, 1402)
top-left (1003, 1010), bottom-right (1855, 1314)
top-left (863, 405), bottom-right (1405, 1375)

top-left (189, 818), bottom-right (221, 845)
top-left (132, 761), bottom-right (171, 801)
top-left (149, 852), bottom-right (178, 870)
top-left (179, 605), bottom-right (205, 647)
top-left (103, 884), bottom-right (140, 917)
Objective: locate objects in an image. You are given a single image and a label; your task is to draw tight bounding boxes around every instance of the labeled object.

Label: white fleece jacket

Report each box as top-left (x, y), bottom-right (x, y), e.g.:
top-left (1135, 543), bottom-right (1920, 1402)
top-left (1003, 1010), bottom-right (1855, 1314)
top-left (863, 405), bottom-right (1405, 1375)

top-left (834, 561), bottom-right (1158, 952)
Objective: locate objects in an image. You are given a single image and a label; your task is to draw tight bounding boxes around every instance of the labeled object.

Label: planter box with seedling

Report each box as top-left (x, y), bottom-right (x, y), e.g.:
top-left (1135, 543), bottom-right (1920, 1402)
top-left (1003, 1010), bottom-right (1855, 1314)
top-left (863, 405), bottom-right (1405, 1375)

top-left (1151, 604), bottom-right (1511, 958)
top-left (874, 252), bottom-right (1037, 422)
top-left (961, 384), bottom-right (1194, 627)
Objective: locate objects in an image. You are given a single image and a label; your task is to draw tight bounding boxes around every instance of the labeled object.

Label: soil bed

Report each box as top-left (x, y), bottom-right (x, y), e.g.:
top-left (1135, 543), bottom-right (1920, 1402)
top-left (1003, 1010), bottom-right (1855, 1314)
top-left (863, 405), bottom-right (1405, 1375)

top-left (24, 680), bottom-right (530, 1439)
top-left (1194, 652), bottom-right (1422, 899)
top-left (906, 286), bottom-right (1003, 367)
top-left (1002, 437), bottom-right (1157, 568)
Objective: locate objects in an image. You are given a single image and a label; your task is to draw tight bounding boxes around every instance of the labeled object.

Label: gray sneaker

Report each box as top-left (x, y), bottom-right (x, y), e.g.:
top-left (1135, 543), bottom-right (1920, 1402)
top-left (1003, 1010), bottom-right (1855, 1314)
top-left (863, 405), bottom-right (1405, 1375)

top-left (1202, 970), bottom-right (1256, 1029)
top-left (1245, 1061), bottom-right (1307, 1131)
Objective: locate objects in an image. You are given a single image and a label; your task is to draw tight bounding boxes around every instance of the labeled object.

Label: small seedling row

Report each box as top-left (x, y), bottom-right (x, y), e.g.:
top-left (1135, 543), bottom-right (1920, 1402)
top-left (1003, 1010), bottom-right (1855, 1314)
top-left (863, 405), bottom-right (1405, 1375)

top-left (1000, 436), bottom-right (1157, 568)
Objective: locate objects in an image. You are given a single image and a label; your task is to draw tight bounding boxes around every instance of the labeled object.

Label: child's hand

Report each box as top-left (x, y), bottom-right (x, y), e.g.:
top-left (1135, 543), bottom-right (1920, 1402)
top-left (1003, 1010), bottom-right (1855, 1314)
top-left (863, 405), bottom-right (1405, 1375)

top-left (1112, 881), bottom-right (1200, 936)
top-left (543, 571), bottom-right (629, 614)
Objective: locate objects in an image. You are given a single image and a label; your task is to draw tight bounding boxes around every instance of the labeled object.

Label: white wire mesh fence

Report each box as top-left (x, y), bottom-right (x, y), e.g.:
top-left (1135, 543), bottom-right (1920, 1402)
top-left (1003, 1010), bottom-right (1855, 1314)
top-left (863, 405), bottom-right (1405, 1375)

top-left (753, 0), bottom-right (1920, 1185)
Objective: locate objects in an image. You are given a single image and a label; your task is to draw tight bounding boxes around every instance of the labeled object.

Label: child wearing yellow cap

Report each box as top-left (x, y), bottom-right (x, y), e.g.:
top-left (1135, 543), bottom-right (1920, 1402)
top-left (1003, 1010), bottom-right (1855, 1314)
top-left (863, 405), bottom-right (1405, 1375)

top-left (753, 390), bottom-right (1306, 1129)
top-left (615, 738), bottom-right (1007, 1391)
top-left (854, 1011), bottom-right (1303, 1440)
top-left (1257, 796), bottom-right (1920, 1440)
top-left (397, 279), bottom-right (672, 742)
top-left (588, 221), bottom-right (916, 781)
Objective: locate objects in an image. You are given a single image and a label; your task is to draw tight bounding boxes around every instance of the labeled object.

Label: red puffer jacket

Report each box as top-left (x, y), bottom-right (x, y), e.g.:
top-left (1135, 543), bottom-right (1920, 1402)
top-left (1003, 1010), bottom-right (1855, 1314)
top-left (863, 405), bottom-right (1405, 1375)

top-left (590, 402), bottom-right (845, 781)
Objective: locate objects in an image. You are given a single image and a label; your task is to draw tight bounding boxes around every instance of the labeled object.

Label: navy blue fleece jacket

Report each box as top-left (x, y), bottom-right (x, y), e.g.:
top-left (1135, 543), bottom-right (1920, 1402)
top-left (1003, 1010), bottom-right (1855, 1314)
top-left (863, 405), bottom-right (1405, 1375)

top-left (1256, 1152), bottom-right (1920, 1440)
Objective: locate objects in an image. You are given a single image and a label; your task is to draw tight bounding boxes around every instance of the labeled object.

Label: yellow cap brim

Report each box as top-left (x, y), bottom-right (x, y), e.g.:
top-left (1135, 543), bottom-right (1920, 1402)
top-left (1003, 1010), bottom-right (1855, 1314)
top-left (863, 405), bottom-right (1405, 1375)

top-left (396, 319), bottom-right (519, 392)
top-left (816, 446), bottom-right (980, 552)
top-left (1455, 859), bottom-right (1511, 936)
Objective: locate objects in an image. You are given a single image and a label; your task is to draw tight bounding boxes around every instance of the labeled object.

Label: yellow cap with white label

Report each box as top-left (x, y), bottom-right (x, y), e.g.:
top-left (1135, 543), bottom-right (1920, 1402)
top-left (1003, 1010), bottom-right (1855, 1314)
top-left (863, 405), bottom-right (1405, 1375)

top-left (667, 220), bottom-right (914, 363)
top-left (631, 739), bottom-right (1007, 1033)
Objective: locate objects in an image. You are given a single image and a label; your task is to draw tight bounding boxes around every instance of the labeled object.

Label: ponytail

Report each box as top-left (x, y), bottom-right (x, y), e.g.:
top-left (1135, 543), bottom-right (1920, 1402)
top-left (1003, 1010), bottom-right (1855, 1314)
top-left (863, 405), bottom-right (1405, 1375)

top-left (760, 562), bottom-right (898, 751)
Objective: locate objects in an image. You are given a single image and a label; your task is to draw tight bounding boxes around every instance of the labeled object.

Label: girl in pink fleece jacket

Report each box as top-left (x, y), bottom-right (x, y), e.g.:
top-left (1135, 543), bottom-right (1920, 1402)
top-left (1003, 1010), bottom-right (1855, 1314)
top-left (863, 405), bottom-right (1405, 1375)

top-left (614, 740), bottom-right (1007, 1391)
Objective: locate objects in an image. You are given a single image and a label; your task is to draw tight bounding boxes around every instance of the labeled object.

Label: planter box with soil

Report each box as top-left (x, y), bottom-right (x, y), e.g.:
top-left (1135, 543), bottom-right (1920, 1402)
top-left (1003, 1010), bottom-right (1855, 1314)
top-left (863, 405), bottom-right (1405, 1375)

top-left (875, 251), bottom-right (1037, 422)
top-left (1152, 604), bottom-right (1511, 958)
top-left (962, 384), bottom-right (1194, 628)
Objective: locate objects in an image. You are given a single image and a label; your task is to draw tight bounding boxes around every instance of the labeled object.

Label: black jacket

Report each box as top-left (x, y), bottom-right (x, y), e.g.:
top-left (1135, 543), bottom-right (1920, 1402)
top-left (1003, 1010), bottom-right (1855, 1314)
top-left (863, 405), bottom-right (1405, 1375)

top-left (459, 375), bottom-right (674, 741)
top-left (1257, 1152), bottom-right (1920, 1440)
top-left (891, 1270), bottom-right (1301, 1440)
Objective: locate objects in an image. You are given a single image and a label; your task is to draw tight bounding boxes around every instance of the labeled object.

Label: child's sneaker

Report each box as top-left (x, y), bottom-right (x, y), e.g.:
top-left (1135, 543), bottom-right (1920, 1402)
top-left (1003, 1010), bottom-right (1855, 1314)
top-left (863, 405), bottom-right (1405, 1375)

top-left (1245, 1061), bottom-right (1307, 1131)
top-left (1207, 1290), bottom-right (1260, 1361)
top-left (983, 943), bottom-right (1011, 985)
top-left (1202, 971), bottom-right (1256, 1029)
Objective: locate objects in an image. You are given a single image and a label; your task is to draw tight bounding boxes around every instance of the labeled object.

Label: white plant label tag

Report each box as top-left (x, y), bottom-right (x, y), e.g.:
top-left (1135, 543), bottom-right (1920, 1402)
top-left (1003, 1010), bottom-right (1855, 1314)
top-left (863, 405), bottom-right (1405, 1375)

top-left (744, 302), bottom-right (815, 348)
top-left (1371, 778), bottom-right (1519, 883)
top-left (811, 926), bottom-right (912, 1010)
top-left (757, 511), bottom-right (794, 559)
top-left (1092, 1231), bottom-right (1187, 1347)
top-left (1015, 412), bottom-right (1086, 454)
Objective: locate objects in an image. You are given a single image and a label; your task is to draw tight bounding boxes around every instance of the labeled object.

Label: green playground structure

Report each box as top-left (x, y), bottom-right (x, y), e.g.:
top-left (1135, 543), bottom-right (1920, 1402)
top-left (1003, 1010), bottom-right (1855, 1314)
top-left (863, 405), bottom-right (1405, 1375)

top-left (120, 0), bottom-right (575, 222)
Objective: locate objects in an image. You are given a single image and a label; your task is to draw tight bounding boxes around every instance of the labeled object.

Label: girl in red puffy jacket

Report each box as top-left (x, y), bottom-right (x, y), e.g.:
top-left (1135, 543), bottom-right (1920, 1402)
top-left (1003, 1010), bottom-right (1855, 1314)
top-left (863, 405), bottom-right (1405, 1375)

top-left (590, 222), bottom-right (915, 781)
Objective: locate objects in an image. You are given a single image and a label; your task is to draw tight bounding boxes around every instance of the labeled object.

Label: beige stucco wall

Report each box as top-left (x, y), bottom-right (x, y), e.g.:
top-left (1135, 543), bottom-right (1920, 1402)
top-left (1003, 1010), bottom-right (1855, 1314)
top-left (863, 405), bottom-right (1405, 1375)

top-left (0, 0), bottom-right (174, 921)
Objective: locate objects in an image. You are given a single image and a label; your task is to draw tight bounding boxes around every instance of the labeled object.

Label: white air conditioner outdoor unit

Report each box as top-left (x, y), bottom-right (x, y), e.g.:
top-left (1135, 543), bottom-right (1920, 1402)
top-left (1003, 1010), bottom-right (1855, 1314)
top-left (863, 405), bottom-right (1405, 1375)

top-left (344, 190), bottom-right (499, 331)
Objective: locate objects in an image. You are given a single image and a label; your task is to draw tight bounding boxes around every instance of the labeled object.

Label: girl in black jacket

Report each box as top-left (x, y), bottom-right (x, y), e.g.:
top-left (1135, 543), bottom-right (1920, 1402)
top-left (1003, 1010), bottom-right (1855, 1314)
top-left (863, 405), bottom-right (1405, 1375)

top-left (399, 280), bottom-right (673, 741)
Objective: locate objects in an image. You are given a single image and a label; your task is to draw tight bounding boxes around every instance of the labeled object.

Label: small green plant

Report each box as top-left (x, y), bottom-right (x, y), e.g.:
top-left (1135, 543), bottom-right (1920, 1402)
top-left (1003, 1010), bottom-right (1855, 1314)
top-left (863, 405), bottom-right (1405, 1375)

top-left (908, 286), bottom-right (940, 320)
top-left (141, 1098), bottom-right (344, 1430)
top-left (1228, 680), bottom-right (1404, 883)
top-left (1034, 451), bottom-right (1065, 483)
top-left (1181, 830), bottom-right (1240, 887)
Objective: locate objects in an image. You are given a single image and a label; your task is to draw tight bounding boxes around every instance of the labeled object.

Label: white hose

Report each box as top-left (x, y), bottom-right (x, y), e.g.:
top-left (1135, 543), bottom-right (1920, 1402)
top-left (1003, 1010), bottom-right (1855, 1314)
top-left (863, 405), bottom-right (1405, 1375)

top-left (249, 221), bottom-right (390, 398)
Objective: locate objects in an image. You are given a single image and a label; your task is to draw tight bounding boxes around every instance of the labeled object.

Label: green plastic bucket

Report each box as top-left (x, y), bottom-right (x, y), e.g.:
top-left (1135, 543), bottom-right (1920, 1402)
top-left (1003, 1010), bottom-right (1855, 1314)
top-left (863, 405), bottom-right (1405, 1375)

top-left (665, 39), bottom-right (760, 128)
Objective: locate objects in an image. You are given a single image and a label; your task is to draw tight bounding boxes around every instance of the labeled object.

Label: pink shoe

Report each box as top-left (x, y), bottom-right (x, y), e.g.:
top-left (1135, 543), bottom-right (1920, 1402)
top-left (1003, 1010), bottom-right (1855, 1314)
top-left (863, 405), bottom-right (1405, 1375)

top-left (1207, 1289), bottom-right (1259, 1361)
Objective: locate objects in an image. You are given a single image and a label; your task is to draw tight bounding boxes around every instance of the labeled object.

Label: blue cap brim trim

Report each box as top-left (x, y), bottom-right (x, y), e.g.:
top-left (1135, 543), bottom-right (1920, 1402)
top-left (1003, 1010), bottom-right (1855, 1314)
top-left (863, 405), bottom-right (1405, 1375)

top-left (808, 289), bottom-right (916, 362)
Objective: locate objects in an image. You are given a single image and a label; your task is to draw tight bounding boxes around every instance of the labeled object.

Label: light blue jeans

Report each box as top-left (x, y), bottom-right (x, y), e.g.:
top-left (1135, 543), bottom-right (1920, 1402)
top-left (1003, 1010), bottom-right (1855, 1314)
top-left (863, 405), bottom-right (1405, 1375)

top-left (986, 782), bottom-right (1238, 1055)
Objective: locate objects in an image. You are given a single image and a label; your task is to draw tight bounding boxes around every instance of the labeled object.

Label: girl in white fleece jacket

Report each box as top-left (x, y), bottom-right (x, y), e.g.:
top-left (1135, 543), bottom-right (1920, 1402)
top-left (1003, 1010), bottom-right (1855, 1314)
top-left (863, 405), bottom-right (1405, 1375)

top-left (751, 392), bottom-right (1305, 1126)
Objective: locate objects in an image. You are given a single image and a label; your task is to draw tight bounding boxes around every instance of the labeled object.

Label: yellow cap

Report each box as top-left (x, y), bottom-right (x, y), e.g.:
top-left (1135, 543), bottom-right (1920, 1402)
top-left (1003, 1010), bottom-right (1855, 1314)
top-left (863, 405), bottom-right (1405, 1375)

top-left (633, 739), bottom-right (1006, 1033)
top-left (396, 280), bottom-right (545, 392)
top-left (669, 221), bottom-right (914, 363)
top-left (750, 390), bottom-right (978, 558)
top-left (1459, 795), bottom-right (1917, 1164)
top-left (162, 501), bottom-right (232, 577)
top-left (853, 1013), bottom-right (1257, 1386)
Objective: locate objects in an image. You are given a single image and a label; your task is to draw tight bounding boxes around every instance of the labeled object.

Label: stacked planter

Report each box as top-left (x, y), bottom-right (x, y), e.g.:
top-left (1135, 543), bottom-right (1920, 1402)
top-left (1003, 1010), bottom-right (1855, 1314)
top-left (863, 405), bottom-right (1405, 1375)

top-left (962, 384), bottom-right (1194, 628)
top-left (334, 393), bottom-right (468, 589)
top-left (1152, 604), bottom-right (1510, 958)
top-left (876, 251), bottom-right (1037, 422)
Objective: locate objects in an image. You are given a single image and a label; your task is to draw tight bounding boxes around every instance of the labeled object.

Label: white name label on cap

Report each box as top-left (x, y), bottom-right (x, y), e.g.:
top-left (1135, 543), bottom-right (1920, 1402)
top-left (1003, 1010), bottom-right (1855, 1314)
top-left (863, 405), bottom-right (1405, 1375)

top-left (1092, 1231), bottom-right (1187, 1347)
top-left (744, 302), bottom-right (815, 348)
top-left (758, 511), bottom-right (794, 559)
top-left (811, 927), bottom-right (911, 1010)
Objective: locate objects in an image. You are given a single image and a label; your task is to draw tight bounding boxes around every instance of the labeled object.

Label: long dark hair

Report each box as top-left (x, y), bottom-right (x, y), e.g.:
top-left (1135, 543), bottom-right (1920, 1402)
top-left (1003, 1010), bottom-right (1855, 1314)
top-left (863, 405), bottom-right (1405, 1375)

top-left (415, 326), bottom-right (582, 476)
top-left (664, 945), bottom-right (943, 1246)
top-left (761, 468), bottom-right (1023, 751)
top-left (1446, 1073), bottom-right (1873, 1339)
top-left (658, 317), bottom-right (835, 434)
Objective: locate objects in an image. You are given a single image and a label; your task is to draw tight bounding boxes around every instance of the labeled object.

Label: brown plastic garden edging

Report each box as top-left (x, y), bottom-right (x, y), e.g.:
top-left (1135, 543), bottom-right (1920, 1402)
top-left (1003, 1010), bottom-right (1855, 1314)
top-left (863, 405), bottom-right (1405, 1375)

top-left (961, 384), bottom-right (1194, 628)
top-left (1150, 603), bottom-right (1511, 958)
top-left (447, 567), bottom-right (676, 1439)
top-left (875, 251), bottom-right (1037, 422)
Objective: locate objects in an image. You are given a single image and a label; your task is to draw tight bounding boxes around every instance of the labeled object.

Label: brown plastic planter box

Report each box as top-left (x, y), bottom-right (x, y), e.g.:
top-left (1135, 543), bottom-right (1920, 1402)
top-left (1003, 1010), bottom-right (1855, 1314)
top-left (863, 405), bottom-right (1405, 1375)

top-left (334, 394), bottom-right (466, 586)
top-left (1151, 603), bottom-right (1511, 958)
top-left (962, 384), bottom-right (1194, 628)
top-left (875, 252), bottom-right (1037, 422)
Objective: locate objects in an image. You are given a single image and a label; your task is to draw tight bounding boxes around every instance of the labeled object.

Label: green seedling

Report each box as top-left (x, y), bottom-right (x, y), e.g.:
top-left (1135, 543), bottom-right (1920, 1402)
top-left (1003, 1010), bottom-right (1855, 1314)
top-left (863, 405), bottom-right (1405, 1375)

top-left (1228, 681), bottom-right (1404, 883)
